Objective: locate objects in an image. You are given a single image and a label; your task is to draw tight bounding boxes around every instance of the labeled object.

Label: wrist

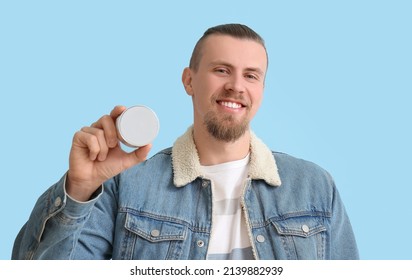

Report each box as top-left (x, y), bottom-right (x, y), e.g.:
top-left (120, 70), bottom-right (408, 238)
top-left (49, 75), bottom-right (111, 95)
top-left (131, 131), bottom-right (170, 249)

top-left (65, 173), bottom-right (97, 202)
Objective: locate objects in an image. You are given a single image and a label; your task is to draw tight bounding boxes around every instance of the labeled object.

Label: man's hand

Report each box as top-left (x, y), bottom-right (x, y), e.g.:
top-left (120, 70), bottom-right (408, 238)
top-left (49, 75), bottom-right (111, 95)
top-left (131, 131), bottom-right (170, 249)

top-left (66, 105), bottom-right (152, 201)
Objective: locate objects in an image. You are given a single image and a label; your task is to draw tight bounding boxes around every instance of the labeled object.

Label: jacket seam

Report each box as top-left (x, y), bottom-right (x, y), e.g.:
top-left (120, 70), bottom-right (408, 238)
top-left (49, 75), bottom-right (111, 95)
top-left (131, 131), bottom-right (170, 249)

top-left (118, 207), bottom-right (209, 233)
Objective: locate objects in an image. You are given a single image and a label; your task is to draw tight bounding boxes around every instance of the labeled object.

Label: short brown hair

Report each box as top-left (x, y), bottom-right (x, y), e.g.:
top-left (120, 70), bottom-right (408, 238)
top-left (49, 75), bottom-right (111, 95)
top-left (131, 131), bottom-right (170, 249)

top-left (189, 23), bottom-right (268, 71)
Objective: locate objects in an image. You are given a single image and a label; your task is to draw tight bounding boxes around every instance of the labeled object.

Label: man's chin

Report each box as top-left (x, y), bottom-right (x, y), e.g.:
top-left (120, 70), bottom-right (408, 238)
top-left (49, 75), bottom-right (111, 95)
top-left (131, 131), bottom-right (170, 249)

top-left (206, 123), bottom-right (249, 142)
top-left (204, 111), bottom-right (250, 142)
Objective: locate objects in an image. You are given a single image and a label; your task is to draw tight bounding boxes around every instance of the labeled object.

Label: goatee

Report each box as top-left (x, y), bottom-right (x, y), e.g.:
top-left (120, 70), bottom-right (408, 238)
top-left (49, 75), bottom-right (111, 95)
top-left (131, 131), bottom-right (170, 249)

top-left (204, 111), bottom-right (249, 142)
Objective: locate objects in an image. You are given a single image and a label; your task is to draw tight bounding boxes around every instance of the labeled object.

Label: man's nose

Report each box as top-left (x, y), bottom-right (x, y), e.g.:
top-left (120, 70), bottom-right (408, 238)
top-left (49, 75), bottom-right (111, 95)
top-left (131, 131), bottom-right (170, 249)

top-left (224, 74), bottom-right (245, 94)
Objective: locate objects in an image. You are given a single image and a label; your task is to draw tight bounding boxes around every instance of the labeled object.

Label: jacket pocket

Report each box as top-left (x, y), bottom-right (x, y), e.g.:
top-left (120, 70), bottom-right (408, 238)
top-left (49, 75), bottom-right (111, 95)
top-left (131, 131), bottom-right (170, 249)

top-left (122, 212), bottom-right (187, 259)
top-left (271, 216), bottom-right (327, 260)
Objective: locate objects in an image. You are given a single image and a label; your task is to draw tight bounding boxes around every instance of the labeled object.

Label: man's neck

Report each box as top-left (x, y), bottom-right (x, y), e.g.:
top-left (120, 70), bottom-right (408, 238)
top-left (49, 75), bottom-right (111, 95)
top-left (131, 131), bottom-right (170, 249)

top-left (193, 124), bottom-right (251, 166)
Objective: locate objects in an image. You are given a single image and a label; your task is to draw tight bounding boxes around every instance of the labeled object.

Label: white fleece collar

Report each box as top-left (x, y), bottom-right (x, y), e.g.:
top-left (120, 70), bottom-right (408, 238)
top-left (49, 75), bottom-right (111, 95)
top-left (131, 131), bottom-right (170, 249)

top-left (171, 126), bottom-right (282, 188)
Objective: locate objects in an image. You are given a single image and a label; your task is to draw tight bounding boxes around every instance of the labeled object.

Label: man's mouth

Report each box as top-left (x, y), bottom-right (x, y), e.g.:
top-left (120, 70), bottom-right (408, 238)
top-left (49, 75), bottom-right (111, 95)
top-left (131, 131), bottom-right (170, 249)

top-left (217, 100), bottom-right (245, 109)
top-left (219, 101), bottom-right (242, 109)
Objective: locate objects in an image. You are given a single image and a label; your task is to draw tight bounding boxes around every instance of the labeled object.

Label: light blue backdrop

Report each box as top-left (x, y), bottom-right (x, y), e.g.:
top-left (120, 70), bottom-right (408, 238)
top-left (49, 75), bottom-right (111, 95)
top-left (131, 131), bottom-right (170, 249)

top-left (1, 0), bottom-right (411, 260)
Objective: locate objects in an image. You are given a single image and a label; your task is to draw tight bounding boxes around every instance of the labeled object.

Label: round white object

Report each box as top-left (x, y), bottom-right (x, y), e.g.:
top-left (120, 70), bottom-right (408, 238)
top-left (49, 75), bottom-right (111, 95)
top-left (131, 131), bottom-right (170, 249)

top-left (116, 105), bottom-right (159, 148)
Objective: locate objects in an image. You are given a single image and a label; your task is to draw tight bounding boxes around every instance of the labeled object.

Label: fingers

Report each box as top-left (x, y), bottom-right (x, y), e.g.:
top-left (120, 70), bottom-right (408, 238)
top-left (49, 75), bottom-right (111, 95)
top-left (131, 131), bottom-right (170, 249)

top-left (72, 105), bottom-right (153, 166)
top-left (74, 104), bottom-right (125, 161)
top-left (91, 115), bottom-right (118, 148)
top-left (73, 127), bottom-right (153, 165)
top-left (133, 144), bottom-right (152, 161)
top-left (109, 105), bottom-right (127, 119)
top-left (90, 105), bottom-right (125, 148)
top-left (80, 127), bottom-right (110, 161)
top-left (122, 144), bottom-right (153, 170)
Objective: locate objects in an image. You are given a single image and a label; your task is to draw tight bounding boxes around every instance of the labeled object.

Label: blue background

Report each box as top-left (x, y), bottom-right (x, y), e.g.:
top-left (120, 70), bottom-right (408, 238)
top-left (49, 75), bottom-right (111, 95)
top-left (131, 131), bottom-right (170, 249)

top-left (1, 0), bottom-right (411, 260)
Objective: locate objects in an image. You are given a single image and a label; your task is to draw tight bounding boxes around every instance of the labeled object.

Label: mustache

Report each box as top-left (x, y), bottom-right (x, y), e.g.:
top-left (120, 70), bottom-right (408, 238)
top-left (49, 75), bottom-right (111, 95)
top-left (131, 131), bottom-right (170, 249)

top-left (213, 91), bottom-right (248, 104)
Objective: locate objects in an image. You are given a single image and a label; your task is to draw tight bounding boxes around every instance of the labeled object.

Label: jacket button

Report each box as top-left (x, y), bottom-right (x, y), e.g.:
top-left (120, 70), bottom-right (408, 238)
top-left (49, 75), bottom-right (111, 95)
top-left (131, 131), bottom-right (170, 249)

top-left (201, 181), bottom-right (208, 188)
top-left (54, 197), bottom-right (62, 207)
top-left (302, 225), bottom-right (310, 233)
top-left (150, 229), bottom-right (160, 237)
top-left (197, 240), bottom-right (205, 247)
top-left (256, 235), bottom-right (265, 243)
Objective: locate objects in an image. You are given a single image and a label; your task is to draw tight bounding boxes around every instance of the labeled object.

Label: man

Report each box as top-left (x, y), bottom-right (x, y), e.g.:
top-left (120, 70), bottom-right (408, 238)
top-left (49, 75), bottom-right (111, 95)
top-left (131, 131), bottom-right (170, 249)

top-left (13, 24), bottom-right (359, 260)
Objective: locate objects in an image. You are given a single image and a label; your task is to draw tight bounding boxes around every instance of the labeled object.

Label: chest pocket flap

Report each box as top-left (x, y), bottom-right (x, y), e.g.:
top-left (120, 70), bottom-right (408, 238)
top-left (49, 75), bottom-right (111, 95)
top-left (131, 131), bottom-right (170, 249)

top-left (271, 216), bottom-right (326, 237)
top-left (125, 213), bottom-right (187, 242)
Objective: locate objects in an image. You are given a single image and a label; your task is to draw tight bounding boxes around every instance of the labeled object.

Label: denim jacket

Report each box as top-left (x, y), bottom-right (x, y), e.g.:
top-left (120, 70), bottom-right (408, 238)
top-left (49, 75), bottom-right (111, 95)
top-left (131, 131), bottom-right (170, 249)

top-left (13, 127), bottom-right (359, 260)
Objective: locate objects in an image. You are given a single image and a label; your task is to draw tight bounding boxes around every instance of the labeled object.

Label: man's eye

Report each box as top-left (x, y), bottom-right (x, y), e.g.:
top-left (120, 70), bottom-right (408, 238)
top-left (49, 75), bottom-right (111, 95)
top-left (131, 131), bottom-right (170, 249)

top-left (215, 68), bottom-right (228, 74)
top-left (246, 74), bottom-right (258, 80)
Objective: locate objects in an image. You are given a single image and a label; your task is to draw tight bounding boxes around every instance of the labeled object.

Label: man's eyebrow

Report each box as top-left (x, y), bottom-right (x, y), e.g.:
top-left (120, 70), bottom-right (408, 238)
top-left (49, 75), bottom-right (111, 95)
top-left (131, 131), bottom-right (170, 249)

top-left (208, 61), bottom-right (264, 76)
top-left (208, 61), bottom-right (233, 68)
top-left (245, 67), bottom-right (265, 76)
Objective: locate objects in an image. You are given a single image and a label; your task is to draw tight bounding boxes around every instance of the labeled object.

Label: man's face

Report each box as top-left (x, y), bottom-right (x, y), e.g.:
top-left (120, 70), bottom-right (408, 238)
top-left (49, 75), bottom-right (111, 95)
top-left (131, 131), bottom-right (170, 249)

top-left (184, 34), bottom-right (267, 142)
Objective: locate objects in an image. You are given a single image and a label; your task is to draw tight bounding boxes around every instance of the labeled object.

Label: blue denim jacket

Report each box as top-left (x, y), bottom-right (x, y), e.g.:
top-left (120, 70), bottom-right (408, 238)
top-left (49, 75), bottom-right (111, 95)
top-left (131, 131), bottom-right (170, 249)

top-left (13, 127), bottom-right (359, 260)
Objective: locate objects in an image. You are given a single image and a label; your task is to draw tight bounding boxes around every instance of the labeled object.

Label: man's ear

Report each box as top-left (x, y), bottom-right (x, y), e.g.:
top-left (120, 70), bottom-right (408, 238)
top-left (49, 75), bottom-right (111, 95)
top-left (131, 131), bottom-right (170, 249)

top-left (182, 67), bottom-right (194, 96)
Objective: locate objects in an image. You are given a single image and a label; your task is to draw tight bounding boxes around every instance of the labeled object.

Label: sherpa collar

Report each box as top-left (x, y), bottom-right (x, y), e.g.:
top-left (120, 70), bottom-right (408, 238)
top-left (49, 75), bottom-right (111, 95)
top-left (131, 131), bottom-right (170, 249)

top-left (171, 126), bottom-right (282, 188)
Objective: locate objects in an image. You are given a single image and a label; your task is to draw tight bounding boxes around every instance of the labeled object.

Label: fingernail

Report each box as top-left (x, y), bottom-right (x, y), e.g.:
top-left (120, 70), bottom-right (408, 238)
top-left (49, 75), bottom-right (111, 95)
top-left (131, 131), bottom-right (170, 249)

top-left (110, 139), bottom-right (118, 147)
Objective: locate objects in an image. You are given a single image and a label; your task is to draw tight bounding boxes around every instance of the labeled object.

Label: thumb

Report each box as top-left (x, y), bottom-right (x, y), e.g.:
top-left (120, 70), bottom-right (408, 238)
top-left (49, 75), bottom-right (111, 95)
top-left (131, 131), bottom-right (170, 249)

top-left (122, 144), bottom-right (152, 170)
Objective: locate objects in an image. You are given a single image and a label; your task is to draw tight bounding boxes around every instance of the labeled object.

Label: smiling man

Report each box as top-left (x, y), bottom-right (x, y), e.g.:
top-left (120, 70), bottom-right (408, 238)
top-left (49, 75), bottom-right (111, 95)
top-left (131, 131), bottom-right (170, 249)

top-left (183, 33), bottom-right (266, 164)
top-left (13, 24), bottom-right (359, 260)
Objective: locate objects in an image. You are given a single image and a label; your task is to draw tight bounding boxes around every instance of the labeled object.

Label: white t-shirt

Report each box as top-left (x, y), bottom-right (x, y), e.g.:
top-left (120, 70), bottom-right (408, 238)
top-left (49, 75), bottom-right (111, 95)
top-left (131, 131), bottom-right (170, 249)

top-left (201, 154), bottom-right (253, 260)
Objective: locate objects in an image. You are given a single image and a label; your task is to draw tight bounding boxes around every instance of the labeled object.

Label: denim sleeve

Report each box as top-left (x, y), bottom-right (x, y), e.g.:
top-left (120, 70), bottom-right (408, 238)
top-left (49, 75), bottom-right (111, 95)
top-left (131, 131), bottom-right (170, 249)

top-left (329, 182), bottom-right (360, 260)
top-left (12, 174), bottom-right (111, 259)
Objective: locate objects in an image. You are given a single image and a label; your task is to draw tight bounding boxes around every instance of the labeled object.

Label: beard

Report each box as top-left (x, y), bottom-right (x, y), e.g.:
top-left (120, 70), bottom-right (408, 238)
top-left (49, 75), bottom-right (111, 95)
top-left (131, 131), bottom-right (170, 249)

top-left (204, 108), bottom-right (250, 142)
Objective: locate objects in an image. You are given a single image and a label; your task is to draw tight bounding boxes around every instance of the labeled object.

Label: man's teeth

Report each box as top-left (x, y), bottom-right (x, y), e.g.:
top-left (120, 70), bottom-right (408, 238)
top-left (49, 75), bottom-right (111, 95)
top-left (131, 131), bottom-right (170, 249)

top-left (220, 101), bottom-right (242, 109)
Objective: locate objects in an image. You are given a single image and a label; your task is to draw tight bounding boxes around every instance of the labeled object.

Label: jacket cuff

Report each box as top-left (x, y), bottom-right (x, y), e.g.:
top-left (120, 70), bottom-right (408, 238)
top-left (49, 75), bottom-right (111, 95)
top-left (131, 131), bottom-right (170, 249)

top-left (61, 173), bottom-right (103, 218)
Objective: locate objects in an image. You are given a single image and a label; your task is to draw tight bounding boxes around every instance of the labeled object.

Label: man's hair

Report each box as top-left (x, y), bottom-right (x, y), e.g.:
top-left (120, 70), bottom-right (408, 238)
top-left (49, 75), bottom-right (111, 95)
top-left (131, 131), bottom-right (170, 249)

top-left (189, 23), bottom-right (267, 71)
